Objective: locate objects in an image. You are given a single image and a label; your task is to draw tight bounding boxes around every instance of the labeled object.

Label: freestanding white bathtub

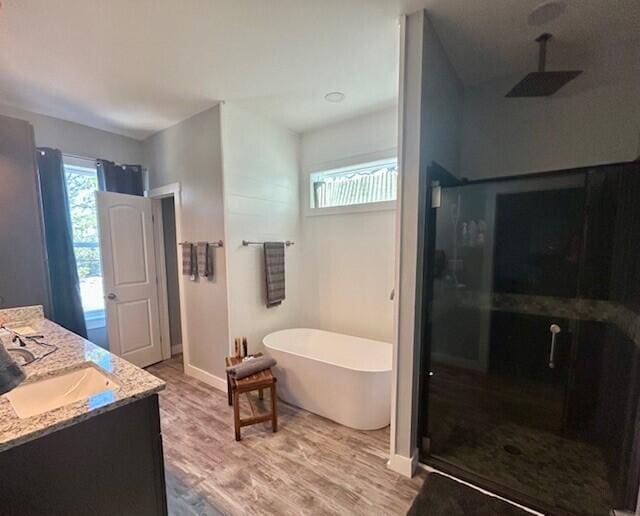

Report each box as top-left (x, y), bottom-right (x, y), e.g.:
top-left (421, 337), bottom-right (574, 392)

top-left (263, 328), bottom-right (392, 430)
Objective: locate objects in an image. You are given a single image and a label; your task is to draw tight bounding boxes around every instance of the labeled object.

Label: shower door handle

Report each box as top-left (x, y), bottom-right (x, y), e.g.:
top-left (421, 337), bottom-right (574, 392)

top-left (548, 324), bottom-right (561, 369)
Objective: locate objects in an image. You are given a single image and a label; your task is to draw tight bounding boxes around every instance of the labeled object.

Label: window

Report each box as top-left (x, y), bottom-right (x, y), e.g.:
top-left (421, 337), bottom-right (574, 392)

top-left (63, 157), bottom-right (104, 328)
top-left (310, 158), bottom-right (398, 210)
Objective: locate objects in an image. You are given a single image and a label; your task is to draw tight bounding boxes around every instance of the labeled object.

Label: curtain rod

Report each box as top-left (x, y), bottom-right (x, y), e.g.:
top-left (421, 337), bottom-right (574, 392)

top-left (60, 151), bottom-right (147, 170)
top-left (62, 151), bottom-right (97, 162)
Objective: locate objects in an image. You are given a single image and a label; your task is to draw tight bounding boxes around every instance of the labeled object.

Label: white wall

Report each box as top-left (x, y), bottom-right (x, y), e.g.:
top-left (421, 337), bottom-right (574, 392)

top-left (0, 103), bottom-right (144, 164)
top-left (144, 105), bottom-right (230, 381)
top-left (460, 78), bottom-right (640, 179)
top-left (391, 10), bottom-right (463, 475)
top-left (301, 107), bottom-right (398, 168)
top-left (300, 107), bottom-right (398, 342)
top-left (221, 103), bottom-right (302, 355)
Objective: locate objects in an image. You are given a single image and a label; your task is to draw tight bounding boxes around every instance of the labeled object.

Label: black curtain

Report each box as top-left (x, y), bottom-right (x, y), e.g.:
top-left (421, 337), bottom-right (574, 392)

top-left (97, 159), bottom-right (144, 196)
top-left (36, 148), bottom-right (87, 338)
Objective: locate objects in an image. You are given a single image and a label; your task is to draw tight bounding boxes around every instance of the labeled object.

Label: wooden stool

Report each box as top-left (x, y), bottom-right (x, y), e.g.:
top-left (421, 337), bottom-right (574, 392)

top-left (225, 356), bottom-right (277, 441)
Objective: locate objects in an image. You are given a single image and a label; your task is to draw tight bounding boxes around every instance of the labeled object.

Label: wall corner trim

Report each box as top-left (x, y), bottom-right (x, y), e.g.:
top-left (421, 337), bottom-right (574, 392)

top-left (183, 363), bottom-right (227, 393)
top-left (387, 449), bottom-right (418, 478)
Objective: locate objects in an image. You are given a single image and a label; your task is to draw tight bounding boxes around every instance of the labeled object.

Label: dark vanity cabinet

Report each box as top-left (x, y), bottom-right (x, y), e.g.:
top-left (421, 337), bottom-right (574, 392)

top-left (0, 395), bottom-right (167, 516)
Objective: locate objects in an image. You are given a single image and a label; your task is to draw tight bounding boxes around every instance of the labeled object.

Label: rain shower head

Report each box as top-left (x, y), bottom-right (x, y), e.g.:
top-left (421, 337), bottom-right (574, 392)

top-left (506, 33), bottom-right (582, 97)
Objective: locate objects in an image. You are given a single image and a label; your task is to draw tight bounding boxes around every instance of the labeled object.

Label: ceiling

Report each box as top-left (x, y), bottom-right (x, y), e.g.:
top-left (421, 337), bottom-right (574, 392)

top-left (0, 0), bottom-right (637, 139)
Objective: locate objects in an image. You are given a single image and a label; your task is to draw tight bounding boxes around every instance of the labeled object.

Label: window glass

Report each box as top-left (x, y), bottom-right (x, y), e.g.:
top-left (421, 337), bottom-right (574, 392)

top-left (311, 159), bottom-right (398, 209)
top-left (63, 159), bottom-right (104, 321)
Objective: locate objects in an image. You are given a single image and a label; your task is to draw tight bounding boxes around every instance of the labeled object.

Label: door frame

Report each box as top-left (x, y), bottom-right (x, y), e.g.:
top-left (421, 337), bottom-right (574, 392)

top-left (148, 182), bottom-right (188, 365)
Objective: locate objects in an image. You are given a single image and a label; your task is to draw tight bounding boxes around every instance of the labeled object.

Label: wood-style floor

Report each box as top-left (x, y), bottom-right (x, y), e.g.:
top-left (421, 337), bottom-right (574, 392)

top-left (147, 356), bottom-right (424, 516)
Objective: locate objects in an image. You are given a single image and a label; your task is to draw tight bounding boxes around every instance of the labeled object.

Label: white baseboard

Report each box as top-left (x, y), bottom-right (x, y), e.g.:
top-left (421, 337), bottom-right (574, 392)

top-left (183, 363), bottom-right (227, 393)
top-left (171, 343), bottom-right (183, 356)
top-left (387, 449), bottom-right (418, 477)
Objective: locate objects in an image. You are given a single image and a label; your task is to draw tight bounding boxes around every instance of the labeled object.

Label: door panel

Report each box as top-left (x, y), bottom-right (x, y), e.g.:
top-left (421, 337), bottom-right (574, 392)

top-left (108, 205), bottom-right (149, 285)
top-left (421, 173), bottom-right (620, 515)
top-left (116, 299), bottom-right (153, 354)
top-left (97, 191), bottom-right (163, 368)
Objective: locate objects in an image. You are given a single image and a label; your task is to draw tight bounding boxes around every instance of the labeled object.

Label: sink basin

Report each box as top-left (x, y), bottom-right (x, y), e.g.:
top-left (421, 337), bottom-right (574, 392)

top-left (4, 364), bottom-right (120, 419)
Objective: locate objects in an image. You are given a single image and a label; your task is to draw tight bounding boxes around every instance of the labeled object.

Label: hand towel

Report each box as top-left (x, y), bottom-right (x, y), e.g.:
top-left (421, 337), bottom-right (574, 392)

top-left (181, 243), bottom-right (196, 281)
top-left (196, 242), bottom-right (208, 279)
top-left (264, 242), bottom-right (285, 307)
top-left (226, 356), bottom-right (277, 380)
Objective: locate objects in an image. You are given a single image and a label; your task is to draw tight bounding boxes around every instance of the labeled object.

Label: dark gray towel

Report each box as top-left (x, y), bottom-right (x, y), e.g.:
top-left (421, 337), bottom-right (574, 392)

top-left (264, 242), bottom-right (285, 307)
top-left (181, 243), bottom-right (196, 280)
top-left (0, 344), bottom-right (25, 395)
top-left (226, 356), bottom-right (277, 380)
top-left (206, 244), bottom-right (215, 279)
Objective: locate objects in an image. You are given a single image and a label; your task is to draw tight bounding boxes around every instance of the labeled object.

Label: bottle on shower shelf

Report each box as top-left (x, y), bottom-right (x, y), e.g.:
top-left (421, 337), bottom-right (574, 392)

top-left (469, 220), bottom-right (478, 247)
top-left (477, 219), bottom-right (487, 247)
top-left (461, 222), bottom-right (469, 247)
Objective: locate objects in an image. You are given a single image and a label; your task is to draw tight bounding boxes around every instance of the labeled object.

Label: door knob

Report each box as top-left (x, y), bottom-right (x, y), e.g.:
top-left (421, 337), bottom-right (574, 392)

top-left (107, 293), bottom-right (117, 300)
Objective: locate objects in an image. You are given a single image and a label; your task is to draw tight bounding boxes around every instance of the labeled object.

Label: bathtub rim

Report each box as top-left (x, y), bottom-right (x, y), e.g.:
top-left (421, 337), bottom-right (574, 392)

top-left (263, 328), bottom-right (392, 374)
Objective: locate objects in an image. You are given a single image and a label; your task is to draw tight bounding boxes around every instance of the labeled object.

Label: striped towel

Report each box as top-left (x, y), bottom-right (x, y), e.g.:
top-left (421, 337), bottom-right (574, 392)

top-left (264, 242), bottom-right (285, 307)
top-left (181, 243), bottom-right (196, 280)
top-left (196, 242), bottom-right (208, 279)
top-left (194, 242), bottom-right (215, 280)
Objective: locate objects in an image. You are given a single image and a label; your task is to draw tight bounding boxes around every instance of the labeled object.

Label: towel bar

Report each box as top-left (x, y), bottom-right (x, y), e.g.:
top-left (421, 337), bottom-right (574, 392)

top-left (242, 240), bottom-right (294, 247)
top-left (179, 240), bottom-right (224, 247)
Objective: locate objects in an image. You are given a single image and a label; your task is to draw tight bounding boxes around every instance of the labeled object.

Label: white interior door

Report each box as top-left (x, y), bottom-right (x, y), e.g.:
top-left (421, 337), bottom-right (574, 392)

top-left (96, 191), bottom-right (163, 367)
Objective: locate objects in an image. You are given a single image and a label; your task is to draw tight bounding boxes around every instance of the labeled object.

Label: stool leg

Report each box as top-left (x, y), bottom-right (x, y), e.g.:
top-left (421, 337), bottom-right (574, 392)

top-left (233, 389), bottom-right (241, 441)
top-left (227, 373), bottom-right (232, 406)
top-left (271, 384), bottom-right (277, 433)
top-left (258, 388), bottom-right (264, 400)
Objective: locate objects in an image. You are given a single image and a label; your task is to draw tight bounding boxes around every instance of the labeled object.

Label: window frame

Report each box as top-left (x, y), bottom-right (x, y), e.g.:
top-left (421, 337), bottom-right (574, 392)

top-left (304, 148), bottom-right (398, 217)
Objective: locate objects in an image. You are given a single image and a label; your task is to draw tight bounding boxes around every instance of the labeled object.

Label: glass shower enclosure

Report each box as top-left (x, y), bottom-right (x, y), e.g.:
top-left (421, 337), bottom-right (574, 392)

top-left (418, 162), bottom-right (640, 516)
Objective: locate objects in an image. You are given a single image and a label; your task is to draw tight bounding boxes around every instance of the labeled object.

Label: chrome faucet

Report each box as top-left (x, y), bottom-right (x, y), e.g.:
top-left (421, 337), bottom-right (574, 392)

top-left (0, 341), bottom-right (26, 395)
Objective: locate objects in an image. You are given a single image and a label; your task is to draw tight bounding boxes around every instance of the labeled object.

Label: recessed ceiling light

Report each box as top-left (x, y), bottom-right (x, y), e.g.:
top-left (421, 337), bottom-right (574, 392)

top-left (528, 1), bottom-right (566, 26)
top-left (324, 92), bottom-right (345, 103)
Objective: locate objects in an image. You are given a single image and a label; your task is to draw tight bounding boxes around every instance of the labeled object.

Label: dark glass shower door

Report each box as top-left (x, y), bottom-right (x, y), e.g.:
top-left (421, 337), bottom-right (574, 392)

top-left (420, 168), bottom-right (640, 516)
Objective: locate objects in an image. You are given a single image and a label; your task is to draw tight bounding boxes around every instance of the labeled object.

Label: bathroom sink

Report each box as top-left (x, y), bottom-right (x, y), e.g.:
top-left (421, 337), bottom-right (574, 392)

top-left (4, 364), bottom-right (120, 419)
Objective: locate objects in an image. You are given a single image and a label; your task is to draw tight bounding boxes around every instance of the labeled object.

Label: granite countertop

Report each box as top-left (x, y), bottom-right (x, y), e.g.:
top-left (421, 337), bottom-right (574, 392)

top-left (0, 306), bottom-right (165, 452)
